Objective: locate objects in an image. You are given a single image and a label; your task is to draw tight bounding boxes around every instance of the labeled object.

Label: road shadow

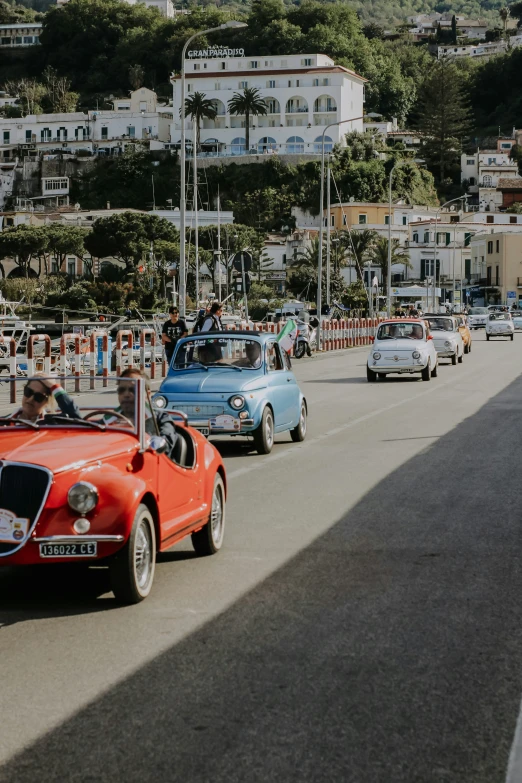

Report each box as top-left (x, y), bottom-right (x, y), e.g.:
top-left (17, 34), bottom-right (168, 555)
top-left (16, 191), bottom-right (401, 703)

top-left (210, 437), bottom-right (291, 458)
top-left (0, 564), bottom-right (117, 626)
top-left (3, 376), bottom-right (522, 781)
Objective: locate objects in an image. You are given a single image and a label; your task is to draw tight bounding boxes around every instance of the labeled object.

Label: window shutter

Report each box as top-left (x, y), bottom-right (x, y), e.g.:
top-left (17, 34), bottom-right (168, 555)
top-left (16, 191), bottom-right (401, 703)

top-left (445, 233), bottom-right (450, 245)
top-left (420, 259), bottom-right (426, 280)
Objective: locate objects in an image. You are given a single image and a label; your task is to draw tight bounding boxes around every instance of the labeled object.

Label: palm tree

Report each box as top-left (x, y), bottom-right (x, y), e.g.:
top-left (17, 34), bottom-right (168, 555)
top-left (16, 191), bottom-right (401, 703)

top-left (369, 237), bottom-right (411, 296)
top-left (184, 92), bottom-right (217, 151)
top-left (227, 87), bottom-right (267, 153)
top-left (499, 6), bottom-right (510, 36)
top-left (342, 229), bottom-right (378, 280)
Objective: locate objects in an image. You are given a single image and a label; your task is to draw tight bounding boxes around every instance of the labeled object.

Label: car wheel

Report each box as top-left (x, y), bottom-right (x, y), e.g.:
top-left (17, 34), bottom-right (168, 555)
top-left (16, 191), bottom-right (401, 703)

top-left (421, 361), bottom-right (431, 381)
top-left (294, 342), bottom-right (306, 359)
top-left (290, 401), bottom-right (307, 442)
top-left (110, 503), bottom-right (156, 604)
top-left (253, 407), bottom-right (274, 454)
top-left (431, 361), bottom-right (438, 378)
top-left (191, 474), bottom-right (226, 556)
top-left (378, 373), bottom-right (387, 380)
top-left (367, 366), bottom-right (377, 382)
top-left (468, 342), bottom-right (472, 353)
top-left (486, 334), bottom-right (490, 341)
top-left (451, 353), bottom-right (457, 365)
top-left (464, 343), bottom-right (469, 354)
top-left (458, 351), bottom-right (463, 363)
top-left (511, 334), bottom-right (514, 341)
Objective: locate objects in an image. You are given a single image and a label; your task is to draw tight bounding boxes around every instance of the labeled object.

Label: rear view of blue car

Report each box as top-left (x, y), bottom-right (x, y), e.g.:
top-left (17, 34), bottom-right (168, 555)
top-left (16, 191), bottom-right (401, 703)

top-left (152, 331), bottom-right (307, 454)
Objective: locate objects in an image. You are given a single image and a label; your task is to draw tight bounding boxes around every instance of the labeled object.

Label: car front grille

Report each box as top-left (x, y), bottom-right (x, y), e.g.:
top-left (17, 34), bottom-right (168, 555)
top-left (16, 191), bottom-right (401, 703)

top-left (171, 404), bottom-right (225, 416)
top-left (0, 463), bottom-right (52, 556)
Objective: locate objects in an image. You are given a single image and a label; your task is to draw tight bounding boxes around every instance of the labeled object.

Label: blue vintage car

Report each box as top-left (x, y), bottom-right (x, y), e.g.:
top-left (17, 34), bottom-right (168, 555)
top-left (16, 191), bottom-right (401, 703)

top-left (152, 331), bottom-right (307, 454)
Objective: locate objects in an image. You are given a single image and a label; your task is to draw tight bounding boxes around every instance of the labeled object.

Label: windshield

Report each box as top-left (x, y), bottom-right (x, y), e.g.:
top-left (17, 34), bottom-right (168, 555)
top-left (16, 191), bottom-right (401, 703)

top-left (376, 322), bottom-right (424, 340)
top-left (425, 318), bottom-right (454, 332)
top-left (173, 337), bottom-right (263, 369)
top-left (469, 308), bottom-right (488, 315)
top-left (0, 376), bottom-right (146, 435)
top-left (489, 312), bottom-right (511, 321)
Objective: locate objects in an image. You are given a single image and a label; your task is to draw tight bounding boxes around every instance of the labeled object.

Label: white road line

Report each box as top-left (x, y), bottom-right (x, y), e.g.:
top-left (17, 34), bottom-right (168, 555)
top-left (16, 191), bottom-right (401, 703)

top-left (227, 366), bottom-right (478, 480)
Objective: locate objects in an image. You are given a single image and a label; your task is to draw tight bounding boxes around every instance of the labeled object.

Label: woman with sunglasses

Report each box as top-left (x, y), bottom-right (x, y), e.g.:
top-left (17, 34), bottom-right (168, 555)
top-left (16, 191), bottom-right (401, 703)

top-left (11, 374), bottom-right (80, 423)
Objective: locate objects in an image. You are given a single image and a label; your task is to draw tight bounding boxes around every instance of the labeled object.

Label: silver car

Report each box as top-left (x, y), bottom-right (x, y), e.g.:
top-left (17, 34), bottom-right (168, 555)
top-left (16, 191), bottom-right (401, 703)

top-left (468, 307), bottom-right (488, 329)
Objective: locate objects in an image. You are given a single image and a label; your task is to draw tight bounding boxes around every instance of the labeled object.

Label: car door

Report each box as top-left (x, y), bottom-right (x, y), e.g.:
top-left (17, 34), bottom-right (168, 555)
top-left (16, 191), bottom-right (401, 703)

top-left (154, 440), bottom-right (202, 546)
top-left (266, 340), bottom-right (294, 429)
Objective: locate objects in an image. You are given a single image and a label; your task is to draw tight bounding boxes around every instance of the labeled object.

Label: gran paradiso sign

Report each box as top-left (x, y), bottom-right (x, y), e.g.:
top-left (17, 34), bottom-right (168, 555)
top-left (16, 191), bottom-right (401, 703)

top-left (187, 46), bottom-right (245, 59)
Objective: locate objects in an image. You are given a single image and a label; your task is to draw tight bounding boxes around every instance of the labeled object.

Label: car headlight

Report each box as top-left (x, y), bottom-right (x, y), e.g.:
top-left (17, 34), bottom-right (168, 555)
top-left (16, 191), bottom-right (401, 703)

top-left (68, 482), bottom-right (98, 514)
top-left (373, 352), bottom-right (381, 360)
top-left (444, 340), bottom-right (452, 348)
top-left (229, 395), bottom-right (245, 410)
top-left (412, 351), bottom-right (420, 359)
top-left (153, 395), bottom-right (167, 409)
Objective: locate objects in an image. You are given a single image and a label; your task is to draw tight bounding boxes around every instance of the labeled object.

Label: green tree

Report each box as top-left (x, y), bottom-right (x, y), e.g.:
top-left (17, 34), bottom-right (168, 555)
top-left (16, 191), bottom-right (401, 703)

top-left (41, 224), bottom-right (88, 276)
top-left (84, 213), bottom-right (178, 272)
top-left (227, 87), bottom-right (267, 153)
top-left (506, 203), bottom-right (522, 213)
top-left (185, 92), bottom-right (217, 151)
top-left (0, 226), bottom-right (47, 278)
top-left (369, 237), bottom-right (410, 296)
top-left (451, 15), bottom-right (457, 44)
top-left (416, 58), bottom-right (473, 183)
top-left (128, 64), bottom-right (145, 90)
top-left (42, 66), bottom-right (78, 113)
top-left (343, 228), bottom-right (378, 281)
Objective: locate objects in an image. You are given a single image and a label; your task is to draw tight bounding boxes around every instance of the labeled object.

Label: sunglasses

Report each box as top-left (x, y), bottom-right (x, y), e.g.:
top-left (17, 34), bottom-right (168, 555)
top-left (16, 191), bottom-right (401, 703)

top-left (23, 386), bottom-right (49, 404)
top-left (117, 385), bottom-right (136, 395)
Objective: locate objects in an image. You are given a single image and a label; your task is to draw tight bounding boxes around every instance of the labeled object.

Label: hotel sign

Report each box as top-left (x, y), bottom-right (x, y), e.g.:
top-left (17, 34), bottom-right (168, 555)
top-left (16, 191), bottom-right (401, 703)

top-left (187, 46), bottom-right (245, 59)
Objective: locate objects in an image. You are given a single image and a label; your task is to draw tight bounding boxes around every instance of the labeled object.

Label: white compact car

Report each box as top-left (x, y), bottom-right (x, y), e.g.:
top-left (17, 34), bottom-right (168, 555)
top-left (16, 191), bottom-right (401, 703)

top-left (486, 312), bottom-right (514, 340)
top-left (367, 319), bottom-right (438, 382)
top-left (423, 315), bottom-right (464, 365)
top-left (511, 311), bottom-right (522, 331)
top-left (468, 307), bottom-right (489, 329)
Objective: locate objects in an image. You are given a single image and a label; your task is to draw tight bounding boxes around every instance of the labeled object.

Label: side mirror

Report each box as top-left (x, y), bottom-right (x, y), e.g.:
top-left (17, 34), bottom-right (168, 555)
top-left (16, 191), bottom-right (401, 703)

top-left (148, 435), bottom-right (168, 454)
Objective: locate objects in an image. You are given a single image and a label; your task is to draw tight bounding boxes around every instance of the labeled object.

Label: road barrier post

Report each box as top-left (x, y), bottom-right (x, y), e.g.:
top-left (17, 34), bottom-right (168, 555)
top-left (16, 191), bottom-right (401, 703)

top-left (89, 331), bottom-right (109, 389)
top-left (27, 334), bottom-right (51, 379)
top-left (60, 334), bottom-right (82, 392)
top-left (116, 330), bottom-right (134, 376)
top-left (139, 329), bottom-right (157, 379)
top-left (0, 336), bottom-right (17, 403)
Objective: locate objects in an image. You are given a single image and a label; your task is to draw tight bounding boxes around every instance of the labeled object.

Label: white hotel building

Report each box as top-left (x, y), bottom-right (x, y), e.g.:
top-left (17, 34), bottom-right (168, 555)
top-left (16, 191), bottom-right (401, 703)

top-left (171, 53), bottom-right (366, 156)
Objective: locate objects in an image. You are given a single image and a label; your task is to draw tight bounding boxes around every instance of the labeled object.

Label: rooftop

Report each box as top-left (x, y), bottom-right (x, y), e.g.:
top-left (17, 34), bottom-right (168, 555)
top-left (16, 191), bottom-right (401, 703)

top-left (498, 178), bottom-right (522, 190)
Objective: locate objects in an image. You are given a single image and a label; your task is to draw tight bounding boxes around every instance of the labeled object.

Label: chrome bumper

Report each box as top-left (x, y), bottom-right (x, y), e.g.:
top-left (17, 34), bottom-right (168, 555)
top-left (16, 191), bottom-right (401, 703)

top-left (33, 535), bottom-right (124, 543)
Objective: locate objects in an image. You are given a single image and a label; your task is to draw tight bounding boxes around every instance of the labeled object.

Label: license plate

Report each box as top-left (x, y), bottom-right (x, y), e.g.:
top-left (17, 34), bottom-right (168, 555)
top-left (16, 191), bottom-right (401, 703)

top-left (40, 542), bottom-right (97, 558)
top-left (194, 427), bottom-right (210, 436)
top-left (210, 414), bottom-right (240, 431)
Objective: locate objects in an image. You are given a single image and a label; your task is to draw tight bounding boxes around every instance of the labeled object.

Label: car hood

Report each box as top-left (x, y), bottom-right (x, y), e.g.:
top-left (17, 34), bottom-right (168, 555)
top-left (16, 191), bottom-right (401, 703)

top-left (374, 340), bottom-right (425, 350)
top-left (0, 429), bottom-right (136, 473)
top-left (160, 371), bottom-right (267, 395)
top-left (430, 330), bottom-right (457, 340)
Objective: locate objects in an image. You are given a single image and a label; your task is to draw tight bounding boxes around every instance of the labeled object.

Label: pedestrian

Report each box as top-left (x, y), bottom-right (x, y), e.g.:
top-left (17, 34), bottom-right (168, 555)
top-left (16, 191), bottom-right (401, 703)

top-left (200, 301), bottom-right (224, 333)
top-left (193, 305), bottom-right (210, 333)
top-left (161, 306), bottom-right (188, 366)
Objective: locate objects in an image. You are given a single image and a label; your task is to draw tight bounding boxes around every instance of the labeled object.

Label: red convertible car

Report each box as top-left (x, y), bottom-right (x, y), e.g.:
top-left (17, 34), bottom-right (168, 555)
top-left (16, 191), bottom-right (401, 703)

top-left (0, 377), bottom-right (226, 603)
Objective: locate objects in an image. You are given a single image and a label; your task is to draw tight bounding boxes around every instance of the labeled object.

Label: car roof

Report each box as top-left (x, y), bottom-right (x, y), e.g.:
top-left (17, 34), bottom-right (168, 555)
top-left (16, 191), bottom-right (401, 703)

top-left (379, 318), bottom-right (425, 324)
top-left (181, 330), bottom-right (263, 338)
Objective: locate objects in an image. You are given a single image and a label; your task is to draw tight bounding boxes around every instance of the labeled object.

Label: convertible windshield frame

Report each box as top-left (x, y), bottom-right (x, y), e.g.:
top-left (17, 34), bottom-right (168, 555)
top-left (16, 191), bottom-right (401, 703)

top-left (173, 336), bottom-right (264, 371)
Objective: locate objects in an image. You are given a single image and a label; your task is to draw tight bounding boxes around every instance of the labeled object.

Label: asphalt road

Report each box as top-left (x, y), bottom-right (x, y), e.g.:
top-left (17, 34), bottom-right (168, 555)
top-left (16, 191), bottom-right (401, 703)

top-left (1, 331), bottom-right (522, 782)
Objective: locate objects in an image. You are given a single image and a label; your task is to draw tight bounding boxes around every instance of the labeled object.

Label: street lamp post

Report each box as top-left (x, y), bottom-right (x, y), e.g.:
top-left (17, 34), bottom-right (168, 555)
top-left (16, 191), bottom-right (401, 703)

top-left (178, 20), bottom-right (247, 317)
top-left (386, 160), bottom-right (408, 318)
top-left (431, 195), bottom-right (466, 312)
top-left (317, 115), bottom-right (364, 350)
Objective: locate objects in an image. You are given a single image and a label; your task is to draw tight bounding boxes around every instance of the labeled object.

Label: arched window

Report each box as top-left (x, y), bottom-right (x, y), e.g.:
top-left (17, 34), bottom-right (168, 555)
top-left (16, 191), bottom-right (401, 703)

top-left (314, 135), bottom-right (333, 153)
top-left (287, 136), bottom-right (304, 153)
top-left (482, 174), bottom-right (492, 187)
top-left (210, 99), bottom-right (226, 116)
top-left (258, 136), bottom-right (277, 152)
top-left (264, 98), bottom-right (280, 115)
top-left (230, 137), bottom-right (246, 155)
top-left (413, 232), bottom-right (418, 243)
top-left (285, 96), bottom-right (308, 114)
top-left (313, 95), bottom-right (337, 113)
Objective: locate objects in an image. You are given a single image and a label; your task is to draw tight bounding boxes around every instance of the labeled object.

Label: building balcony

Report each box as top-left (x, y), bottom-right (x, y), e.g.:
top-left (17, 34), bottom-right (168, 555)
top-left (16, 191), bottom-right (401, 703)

top-left (285, 108), bottom-right (309, 114)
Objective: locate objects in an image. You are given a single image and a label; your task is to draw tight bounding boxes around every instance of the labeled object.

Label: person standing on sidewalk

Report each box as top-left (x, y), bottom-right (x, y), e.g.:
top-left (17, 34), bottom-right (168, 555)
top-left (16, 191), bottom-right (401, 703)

top-left (161, 306), bottom-right (188, 366)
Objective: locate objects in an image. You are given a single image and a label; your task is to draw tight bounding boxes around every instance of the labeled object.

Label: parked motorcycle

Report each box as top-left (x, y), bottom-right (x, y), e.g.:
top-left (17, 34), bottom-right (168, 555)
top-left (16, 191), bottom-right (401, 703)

top-left (294, 318), bottom-right (317, 358)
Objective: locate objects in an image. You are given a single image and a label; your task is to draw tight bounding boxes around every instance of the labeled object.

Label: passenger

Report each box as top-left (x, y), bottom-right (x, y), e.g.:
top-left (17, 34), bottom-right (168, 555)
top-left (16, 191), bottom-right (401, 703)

top-left (410, 324), bottom-right (423, 339)
top-left (233, 341), bottom-right (262, 368)
top-left (10, 373), bottom-right (80, 423)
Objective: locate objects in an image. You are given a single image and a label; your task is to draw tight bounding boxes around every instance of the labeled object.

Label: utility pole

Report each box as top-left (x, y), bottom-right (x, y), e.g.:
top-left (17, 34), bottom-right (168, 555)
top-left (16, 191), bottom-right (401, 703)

top-left (217, 186), bottom-right (222, 303)
top-left (193, 118), bottom-right (199, 307)
top-left (326, 158), bottom-right (331, 306)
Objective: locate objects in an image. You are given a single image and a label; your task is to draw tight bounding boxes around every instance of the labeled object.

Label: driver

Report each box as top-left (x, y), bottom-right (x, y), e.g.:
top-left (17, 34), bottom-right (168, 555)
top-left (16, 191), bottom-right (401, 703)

top-left (106, 368), bottom-right (179, 457)
top-left (9, 373), bottom-right (80, 423)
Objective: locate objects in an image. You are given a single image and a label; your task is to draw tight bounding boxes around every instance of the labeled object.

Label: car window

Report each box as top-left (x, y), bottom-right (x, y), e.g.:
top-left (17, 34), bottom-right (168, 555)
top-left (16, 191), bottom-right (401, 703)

top-left (469, 308), bottom-right (488, 314)
top-left (489, 313), bottom-right (510, 321)
top-left (267, 342), bottom-right (283, 371)
top-left (425, 318), bottom-right (454, 332)
top-left (173, 337), bottom-right (262, 369)
top-left (376, 322), bottom-right (424, 340)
